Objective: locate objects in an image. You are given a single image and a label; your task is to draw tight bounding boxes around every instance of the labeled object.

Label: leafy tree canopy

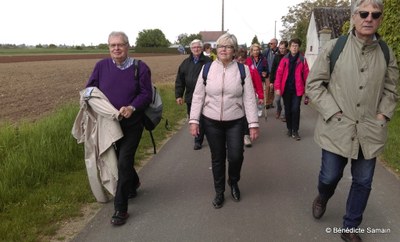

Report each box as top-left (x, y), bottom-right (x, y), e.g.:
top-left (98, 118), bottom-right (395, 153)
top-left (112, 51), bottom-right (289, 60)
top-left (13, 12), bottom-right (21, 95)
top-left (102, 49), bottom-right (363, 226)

top-left (251, 35), bottom-right (260, 45)
top-left (281, 0), bottom-right (350, 51)
top-left (176, 33), bottom-right (202, 47)
top-left (135, 29), bottom-right (170, 48)
top-left (380, 0), bottom-right (400, 64)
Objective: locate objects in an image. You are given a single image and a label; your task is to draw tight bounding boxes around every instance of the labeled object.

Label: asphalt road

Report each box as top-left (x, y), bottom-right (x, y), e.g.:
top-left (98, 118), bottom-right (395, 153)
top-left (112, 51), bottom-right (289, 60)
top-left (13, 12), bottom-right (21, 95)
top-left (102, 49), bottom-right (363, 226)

top-left (72, 105), bottom-right (400, 242)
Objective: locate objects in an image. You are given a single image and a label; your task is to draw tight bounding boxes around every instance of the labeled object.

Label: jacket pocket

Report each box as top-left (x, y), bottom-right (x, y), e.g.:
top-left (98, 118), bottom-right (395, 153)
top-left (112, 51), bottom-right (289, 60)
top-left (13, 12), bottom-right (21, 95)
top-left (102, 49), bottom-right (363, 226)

top-left (324, 114), bottom-right (354, 141)
top-left (236, 103), bottom-right (243, 110)
top-left (363, 118), bottom-right (388, 145)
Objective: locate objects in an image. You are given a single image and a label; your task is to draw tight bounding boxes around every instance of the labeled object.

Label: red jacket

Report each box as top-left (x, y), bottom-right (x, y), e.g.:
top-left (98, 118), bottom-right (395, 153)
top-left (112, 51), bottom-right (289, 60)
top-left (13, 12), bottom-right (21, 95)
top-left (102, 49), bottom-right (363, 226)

top-left (274, 53), bottom-right (309, 97)
top-left (245, 58), bottom-right (264, 99)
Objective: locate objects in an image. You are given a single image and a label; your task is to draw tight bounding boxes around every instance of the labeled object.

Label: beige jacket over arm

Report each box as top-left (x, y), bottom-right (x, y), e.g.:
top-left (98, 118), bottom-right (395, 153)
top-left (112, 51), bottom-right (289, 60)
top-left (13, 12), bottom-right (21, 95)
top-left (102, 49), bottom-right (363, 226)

top-left (72, 87), bottom-right (123, 202)
top-left (305, 34), bottom-right (399, 159)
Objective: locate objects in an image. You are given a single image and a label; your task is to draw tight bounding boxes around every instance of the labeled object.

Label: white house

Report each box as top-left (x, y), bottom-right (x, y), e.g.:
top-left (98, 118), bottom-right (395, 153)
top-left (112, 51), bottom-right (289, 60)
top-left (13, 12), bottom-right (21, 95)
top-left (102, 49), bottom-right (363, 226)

top-left (199, 31), bottom-right (227, 48)
top-left (305, 7), bottom-right (350, 68)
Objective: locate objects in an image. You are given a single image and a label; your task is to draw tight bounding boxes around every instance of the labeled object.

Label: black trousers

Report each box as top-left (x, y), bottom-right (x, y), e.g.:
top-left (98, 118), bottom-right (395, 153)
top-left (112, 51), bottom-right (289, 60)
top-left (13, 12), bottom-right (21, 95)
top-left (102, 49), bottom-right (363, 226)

top-left (114, 116), bottom-right (144, 212)
top-left (203, 116), bottom-right (245, 195)
top-left (187, 102), bottom-right (205, 145)
top-left (282, 91), bottom-right (302, 132)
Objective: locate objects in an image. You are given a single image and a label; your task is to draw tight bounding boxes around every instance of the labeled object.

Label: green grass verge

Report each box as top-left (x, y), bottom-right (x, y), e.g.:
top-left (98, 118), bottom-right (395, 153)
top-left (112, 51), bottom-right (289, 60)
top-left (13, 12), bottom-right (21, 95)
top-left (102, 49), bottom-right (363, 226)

top-left (382, 107), bottom-right (400, 175)
top-left (0, 82), bottom-right (186, 242)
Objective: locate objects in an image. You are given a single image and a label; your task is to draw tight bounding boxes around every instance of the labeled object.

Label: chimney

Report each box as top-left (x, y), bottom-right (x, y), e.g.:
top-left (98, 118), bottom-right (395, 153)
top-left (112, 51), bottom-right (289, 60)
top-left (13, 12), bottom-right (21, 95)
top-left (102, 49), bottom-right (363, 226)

top-left (319, 26), bottom-right (332, 51)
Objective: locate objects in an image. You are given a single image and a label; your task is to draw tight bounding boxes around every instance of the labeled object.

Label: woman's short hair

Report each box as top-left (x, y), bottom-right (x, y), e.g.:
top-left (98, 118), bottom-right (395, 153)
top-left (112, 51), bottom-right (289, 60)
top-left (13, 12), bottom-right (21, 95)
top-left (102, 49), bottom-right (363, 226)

top-left (249, 43), bottom-right (261, 53)
top-left (216, 33), bottom-right (238, 52)
top-left (236, 48), bottom-right (248, 59)
top-left (289, 38), bottom-right (302, 47)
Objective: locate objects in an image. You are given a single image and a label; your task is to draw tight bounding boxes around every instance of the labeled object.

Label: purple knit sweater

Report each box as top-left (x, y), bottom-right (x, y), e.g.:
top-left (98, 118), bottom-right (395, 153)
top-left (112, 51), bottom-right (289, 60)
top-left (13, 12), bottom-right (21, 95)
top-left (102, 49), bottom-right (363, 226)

top-left (86, 58), bottom-right (152, 111)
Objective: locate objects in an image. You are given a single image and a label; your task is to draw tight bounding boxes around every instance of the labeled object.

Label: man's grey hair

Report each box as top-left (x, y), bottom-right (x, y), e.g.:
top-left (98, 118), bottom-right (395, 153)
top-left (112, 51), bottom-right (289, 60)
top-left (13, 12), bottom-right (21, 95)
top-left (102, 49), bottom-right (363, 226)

top-left (108, 31), bottom-right (129, 45)
top-left (190, 39), bottom-right (203, 48)
top-left (352, 0), bottom-right (383, 15)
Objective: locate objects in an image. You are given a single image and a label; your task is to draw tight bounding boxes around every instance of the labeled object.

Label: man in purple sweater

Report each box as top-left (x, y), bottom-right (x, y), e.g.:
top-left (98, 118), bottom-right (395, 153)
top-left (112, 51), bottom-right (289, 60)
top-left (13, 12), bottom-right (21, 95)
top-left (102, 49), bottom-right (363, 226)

top-left (86, 31), bottom-right (152, 226)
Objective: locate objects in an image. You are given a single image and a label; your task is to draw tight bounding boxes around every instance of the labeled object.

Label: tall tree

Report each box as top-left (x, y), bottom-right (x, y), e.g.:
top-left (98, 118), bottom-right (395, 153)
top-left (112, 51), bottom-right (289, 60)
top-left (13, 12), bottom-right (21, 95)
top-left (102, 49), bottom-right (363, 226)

top-left (176, 33), bottom-right (202, 47)
top-left (251, 35), bottom-right (260, 45)
top-left (280, 0), bottom-right (350, 49)
top-left (135, 29), bottom-right (170, 48)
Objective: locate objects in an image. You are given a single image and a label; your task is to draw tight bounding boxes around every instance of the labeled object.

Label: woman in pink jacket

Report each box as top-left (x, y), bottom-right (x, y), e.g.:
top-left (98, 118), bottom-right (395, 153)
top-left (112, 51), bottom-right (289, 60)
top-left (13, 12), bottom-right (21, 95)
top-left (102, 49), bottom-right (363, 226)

top-left (274, 38), bottom-right (309, 140)
top-left (189, 33), bottom-right (259, 209)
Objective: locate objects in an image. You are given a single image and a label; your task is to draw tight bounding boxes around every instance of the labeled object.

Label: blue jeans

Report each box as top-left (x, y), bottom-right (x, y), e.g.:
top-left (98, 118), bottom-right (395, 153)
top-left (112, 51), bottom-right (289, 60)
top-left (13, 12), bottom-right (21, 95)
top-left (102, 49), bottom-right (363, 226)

top-left (318, 149), bottom-right (376, 228)
top-left (203, 116), bottom-right (244, 194)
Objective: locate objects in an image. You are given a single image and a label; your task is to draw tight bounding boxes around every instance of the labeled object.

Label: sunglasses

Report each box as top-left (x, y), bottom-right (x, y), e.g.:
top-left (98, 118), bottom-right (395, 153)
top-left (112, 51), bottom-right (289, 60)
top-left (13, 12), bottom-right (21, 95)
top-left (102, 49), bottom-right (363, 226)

top-left (358, 11), bottom-right (382, 19)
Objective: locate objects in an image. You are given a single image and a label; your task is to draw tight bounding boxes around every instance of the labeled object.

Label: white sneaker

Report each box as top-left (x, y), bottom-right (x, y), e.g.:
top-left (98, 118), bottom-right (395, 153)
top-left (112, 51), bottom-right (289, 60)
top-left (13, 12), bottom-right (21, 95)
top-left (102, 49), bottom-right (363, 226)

top-left (244, 135), bottom-right (252, 147)
top-left (258, 110), bottom-right (263, 117)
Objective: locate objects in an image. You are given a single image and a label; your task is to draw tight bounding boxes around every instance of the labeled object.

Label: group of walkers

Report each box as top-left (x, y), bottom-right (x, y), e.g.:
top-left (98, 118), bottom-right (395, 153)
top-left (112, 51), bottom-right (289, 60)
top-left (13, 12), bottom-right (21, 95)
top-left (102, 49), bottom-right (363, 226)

top-left (76, 1), bottom-right (398, 242)
top-left (173, 1), bottom-right (398, 242)
top-left (175, 34), bottom-right (310, 210)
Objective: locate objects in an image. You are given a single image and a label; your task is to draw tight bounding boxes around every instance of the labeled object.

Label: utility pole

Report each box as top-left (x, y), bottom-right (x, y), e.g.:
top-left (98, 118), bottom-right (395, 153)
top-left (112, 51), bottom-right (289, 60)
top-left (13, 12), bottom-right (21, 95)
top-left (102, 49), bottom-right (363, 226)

top-left (274, 21), bottom-right (277, 38)
top-left (222, 0), bottom-right (225, 32)
top-left (350, 0), bottom-right (355, 30)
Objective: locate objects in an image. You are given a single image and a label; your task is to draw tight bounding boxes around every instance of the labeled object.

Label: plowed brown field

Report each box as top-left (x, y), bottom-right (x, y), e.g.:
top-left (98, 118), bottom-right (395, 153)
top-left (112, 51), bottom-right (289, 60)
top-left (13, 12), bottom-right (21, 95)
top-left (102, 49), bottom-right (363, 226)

top-left (0, 54), bottom-right (186, 123)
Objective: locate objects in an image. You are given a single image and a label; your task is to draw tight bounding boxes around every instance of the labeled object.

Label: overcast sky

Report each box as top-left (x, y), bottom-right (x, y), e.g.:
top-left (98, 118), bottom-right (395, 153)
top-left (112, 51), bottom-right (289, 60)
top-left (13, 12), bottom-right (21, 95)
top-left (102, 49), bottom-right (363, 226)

top-left (1, 0), bottom-right (304, 46)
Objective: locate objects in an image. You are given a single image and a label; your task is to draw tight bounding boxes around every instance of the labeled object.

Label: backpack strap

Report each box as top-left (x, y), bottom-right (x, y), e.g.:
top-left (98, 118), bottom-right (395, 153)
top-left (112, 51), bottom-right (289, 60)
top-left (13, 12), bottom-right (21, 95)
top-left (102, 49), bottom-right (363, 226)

top-left (378, 40), bottom-right (390, 67)
top-left (134, 59), bottom-right (141, 80)
top-left (330, 35), bottom-right (348, 75)
top-left (237, 62), bottom-right (246, 86)
top-left (202, 62), bottom-right (212, 85)
top-left (203, 61), bottom-right (246, 86)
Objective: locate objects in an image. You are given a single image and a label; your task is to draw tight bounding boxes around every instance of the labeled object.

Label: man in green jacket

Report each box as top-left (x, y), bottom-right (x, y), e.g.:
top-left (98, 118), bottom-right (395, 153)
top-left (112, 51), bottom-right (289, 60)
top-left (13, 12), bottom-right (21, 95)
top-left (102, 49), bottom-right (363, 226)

top-left (306, 0), bottom-right (398, 241)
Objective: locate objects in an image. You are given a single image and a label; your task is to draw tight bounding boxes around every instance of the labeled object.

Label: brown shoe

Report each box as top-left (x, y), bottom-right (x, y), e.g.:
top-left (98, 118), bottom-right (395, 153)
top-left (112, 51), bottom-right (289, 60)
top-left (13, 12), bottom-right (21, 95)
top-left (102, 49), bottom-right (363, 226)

top-left (312, 195), bottom-right (327, 219)
top-left (275, 111), bottom-right (281, 119)
top-left (341, 232), bottom-right (362, 242)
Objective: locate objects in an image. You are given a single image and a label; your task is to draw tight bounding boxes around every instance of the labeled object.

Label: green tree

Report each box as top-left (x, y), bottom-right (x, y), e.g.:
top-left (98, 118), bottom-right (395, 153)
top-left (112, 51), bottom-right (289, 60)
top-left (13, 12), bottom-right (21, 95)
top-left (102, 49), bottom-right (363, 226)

top-left (281, 0), bottom-right (350, 50)
top-left (97, 43), bottom-right (109, 49)
top-left (135, 29), bottom-right (170, 47)
top-left (176, 33), bottom-right (202, 47)
top-left (251, 35), bottom-right (260, 45)
top-left (380, 0), bottom-right (400, 65)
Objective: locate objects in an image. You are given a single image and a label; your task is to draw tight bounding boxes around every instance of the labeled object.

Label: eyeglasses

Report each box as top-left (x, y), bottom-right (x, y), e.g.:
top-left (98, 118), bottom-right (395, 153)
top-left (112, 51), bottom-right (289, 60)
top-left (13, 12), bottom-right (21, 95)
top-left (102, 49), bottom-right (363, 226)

top-left (109, 43), bottom-right (127, 49)
top-left (357, 11), bottom-right (382, 19)
top-left (217, 45), bottom-right (234, 50)
top-left (191, 46), bottom-right (202, 49)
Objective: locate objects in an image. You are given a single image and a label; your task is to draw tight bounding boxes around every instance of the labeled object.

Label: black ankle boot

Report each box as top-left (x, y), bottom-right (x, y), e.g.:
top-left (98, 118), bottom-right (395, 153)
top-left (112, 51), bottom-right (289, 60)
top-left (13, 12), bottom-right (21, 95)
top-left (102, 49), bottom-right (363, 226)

top-left (212, 193), bottom-right (224, 209)
top-left (230, 183), bottom-right (241, 201)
